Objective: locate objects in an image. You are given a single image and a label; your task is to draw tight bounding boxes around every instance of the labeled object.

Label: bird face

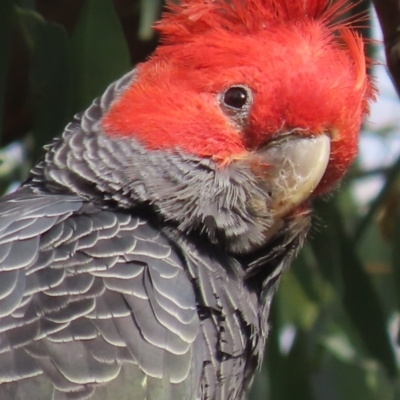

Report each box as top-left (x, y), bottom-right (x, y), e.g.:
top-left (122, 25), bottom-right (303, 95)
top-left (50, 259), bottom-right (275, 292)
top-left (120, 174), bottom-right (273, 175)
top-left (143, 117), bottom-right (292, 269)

top-left (102, 16), bottom-right (372, 230)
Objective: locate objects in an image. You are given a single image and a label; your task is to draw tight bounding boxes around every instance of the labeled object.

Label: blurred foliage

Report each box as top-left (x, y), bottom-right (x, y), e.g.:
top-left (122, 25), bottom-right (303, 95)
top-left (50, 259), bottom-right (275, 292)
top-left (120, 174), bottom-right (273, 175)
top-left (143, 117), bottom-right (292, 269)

top-left (1, 0), bottom-right (400, 399)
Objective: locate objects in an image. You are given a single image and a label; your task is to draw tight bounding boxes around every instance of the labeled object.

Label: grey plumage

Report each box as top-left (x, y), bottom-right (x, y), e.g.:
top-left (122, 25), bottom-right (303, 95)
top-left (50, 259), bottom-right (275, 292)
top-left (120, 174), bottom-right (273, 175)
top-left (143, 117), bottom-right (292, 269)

top-left (0, 70), bottom-right (310, 400)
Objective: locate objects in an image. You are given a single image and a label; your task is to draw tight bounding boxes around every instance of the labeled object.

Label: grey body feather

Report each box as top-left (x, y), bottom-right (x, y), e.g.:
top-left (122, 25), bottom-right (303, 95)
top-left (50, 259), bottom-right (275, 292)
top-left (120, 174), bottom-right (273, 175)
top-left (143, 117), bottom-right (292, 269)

top-left (0, 71), bottom-right (310, 399)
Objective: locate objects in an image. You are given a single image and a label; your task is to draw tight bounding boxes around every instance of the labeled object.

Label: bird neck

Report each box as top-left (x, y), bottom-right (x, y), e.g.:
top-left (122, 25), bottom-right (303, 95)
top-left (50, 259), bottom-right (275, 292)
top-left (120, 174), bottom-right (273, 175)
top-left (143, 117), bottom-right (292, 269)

top-left (26, 70), bottom-right (298, 255)
top-left (28, 124), bottom-right (279, 255)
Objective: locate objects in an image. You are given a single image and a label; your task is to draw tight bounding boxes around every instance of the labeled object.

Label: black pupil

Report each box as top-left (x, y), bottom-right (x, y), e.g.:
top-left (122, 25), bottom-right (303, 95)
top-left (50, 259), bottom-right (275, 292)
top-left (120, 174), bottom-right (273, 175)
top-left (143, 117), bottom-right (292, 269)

top-left (224, 87), bottom-right (247, 109)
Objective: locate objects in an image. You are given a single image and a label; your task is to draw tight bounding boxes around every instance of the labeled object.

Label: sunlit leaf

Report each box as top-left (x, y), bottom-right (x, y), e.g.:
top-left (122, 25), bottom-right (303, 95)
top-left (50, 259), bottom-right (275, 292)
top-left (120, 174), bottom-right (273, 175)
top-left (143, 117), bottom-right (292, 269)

top-left (139, 0), bottom-right (163, 40)
top-left (321, 332), bottom-right (357, 362)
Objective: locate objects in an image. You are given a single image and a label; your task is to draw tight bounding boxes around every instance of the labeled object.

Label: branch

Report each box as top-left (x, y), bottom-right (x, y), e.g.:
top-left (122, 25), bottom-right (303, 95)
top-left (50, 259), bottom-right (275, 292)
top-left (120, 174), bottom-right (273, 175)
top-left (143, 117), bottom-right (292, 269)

top-left (372, 0), bottom-right (400, 94)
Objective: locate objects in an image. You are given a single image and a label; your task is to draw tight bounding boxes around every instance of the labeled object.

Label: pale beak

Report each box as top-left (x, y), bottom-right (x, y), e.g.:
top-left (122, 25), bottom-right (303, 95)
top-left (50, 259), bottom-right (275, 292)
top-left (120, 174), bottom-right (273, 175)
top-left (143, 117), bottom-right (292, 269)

top-left (262, 135), bottom-right (331, 219)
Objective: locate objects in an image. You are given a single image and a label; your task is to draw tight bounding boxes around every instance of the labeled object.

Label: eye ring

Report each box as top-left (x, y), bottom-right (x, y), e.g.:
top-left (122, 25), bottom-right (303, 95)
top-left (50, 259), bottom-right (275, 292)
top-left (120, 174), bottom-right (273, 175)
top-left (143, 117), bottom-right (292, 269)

top-left (223, 85), bottom-right (251, 110)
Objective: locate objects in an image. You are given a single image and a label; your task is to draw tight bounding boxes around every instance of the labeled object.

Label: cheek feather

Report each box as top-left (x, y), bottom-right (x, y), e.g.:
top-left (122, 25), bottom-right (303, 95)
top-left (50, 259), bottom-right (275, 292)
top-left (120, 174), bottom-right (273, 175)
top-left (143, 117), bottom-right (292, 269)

top-left (340, 28), bottom-right (367, 91)
top-left (101, 66), bottom-right (247, 160)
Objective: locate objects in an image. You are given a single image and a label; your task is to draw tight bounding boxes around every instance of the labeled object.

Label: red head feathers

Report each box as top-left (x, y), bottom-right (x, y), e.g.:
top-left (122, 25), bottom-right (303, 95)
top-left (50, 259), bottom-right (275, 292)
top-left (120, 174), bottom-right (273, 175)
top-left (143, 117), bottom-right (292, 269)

top-left (156, 0), bottom-right (348, 41)
top-left (102, 0), bottom-right (375, 193)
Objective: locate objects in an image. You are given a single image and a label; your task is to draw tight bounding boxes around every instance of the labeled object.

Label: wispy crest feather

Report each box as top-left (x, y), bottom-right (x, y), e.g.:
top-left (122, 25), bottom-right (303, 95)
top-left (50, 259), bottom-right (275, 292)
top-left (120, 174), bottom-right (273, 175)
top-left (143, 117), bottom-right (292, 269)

top-left (156, 0), bottom-right (354, 42)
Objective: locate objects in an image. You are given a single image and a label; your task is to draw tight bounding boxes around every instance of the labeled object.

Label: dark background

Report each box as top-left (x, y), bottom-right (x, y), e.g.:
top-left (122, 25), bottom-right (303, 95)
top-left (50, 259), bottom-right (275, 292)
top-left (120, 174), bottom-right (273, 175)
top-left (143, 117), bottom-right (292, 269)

top-left (1, 1), bottom-right (400, 399)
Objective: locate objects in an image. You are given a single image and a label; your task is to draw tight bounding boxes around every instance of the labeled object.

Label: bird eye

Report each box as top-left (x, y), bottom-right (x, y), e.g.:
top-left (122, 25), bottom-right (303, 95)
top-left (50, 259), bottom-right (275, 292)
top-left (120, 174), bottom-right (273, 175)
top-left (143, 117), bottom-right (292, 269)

top-left (223, 86), bottom-right (250, 109)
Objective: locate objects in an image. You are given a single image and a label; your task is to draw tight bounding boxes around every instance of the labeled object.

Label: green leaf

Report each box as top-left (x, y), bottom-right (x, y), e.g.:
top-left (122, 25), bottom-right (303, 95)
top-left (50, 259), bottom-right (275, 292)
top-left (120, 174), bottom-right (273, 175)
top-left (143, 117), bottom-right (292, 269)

top-left (0, 0), bottom-right (14, 142)
top-left (283, 330), bottom-right (316, 400)
top-left (312, 198), bottom-right (398, 378)
top-left (16, 8), bottom-right (71, 162)
top-left (280, 271), bottom-right (319, 330)
top-left (272, 330), bottom-right (316, 399)
top-left (391, 204), bottom-right (400, 313)
top-left (250, 362), bottom-right (269, 400)
top-left (259, 299), bottom-right (315, 400)
top-left (262, 300), bottom-right (283, 400)
top-left (309, 208), bottom-right (344, 291)
top-left (17, 0), bottom-right (35, 10)
top-left (139, 0), bottom-right (163, 40)
top-left (70, 0), bottom-right (131, 113)
top-left (291, 246), bottom-right (329, 304)
top-left (332, 358), bottom-right (391, 400)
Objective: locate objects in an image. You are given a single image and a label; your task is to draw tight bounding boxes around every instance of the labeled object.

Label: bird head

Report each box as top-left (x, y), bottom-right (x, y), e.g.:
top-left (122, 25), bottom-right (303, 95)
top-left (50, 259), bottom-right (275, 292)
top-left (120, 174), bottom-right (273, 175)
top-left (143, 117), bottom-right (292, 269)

top-left (100, 0), bottom-right (375, 252)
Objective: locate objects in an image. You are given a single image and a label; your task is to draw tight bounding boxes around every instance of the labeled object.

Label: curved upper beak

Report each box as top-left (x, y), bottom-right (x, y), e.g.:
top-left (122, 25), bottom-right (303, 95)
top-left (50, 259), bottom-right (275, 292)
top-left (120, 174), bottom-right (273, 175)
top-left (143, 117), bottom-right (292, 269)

top-left (260, 135), bottom-right (331, 219)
